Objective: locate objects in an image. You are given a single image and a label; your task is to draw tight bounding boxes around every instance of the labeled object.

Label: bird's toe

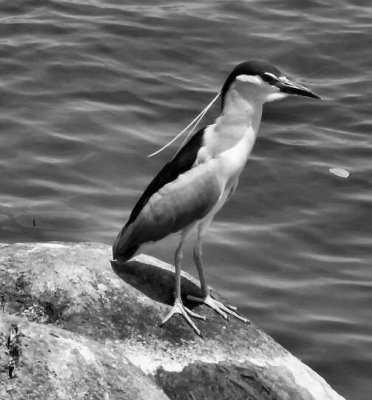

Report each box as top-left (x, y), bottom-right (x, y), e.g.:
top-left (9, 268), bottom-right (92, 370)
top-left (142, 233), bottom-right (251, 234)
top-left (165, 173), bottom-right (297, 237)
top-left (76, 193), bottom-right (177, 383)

top-left (159, 299), bottom-right (203, 337)
top-left (187, 294), bottom-right (250, 324)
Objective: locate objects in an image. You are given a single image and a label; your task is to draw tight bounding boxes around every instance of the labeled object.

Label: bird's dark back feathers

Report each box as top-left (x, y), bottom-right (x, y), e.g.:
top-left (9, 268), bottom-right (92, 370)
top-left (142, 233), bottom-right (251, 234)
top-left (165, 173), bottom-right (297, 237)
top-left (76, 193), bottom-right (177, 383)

top-left (126, 128), bottom-right (205, 227)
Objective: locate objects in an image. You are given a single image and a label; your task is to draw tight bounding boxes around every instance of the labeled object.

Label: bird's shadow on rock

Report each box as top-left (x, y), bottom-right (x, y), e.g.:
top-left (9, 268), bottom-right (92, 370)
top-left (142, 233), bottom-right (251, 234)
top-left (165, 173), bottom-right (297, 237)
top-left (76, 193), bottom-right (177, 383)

top-left (110, 258), bottom-right (207, 309)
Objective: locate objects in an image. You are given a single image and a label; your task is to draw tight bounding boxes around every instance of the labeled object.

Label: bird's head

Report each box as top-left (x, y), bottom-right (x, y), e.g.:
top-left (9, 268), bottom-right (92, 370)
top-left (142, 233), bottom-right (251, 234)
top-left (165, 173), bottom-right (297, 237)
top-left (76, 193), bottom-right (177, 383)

top-left (221, 60), bottom-right (320, 109)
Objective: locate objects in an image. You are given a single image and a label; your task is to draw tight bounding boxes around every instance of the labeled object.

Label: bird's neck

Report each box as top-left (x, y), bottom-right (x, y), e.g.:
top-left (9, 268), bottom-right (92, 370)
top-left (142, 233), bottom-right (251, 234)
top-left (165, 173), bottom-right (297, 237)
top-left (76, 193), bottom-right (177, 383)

top-left (208, 88), bottom-right (263, 158)
top-left (215, 88), bottom-right (263, 138)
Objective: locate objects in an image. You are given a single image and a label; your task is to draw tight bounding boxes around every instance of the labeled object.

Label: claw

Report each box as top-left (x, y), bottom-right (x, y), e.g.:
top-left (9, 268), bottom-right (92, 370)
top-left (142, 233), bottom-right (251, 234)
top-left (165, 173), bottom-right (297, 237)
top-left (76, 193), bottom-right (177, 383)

top-left (160, 299), bottom-right (205, 336)
top-left (187, 294), bottom-right (250, 324)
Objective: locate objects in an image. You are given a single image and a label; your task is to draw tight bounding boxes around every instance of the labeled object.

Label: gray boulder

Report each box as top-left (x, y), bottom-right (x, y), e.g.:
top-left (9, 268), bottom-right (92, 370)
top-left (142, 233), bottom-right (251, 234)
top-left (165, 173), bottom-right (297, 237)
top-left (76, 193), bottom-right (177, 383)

top-left (0, 242), bottom-right (345, 400)
top-left (0, 314), bottom-right (169, 400)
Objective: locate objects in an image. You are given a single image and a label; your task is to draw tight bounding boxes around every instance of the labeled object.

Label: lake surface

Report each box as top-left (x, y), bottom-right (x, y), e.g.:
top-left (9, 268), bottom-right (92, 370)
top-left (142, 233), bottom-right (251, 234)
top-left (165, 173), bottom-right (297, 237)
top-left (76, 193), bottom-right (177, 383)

top-left (1, 0), bottom-right (371, 398)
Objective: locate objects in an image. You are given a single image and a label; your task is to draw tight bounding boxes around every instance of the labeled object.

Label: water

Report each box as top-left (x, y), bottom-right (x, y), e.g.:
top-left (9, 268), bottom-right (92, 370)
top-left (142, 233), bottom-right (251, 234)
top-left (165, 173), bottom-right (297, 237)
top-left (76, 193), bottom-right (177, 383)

top-left (1, 0), bottom-right (371, 398)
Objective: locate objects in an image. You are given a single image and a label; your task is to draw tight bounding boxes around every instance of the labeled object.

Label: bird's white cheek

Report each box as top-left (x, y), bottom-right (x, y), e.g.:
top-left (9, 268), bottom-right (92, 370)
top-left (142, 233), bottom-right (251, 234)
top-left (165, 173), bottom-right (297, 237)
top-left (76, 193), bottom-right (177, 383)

top-left (265, 92), bottom-right (288, 102)
top-left (236, 75), bottom-right (263, 85)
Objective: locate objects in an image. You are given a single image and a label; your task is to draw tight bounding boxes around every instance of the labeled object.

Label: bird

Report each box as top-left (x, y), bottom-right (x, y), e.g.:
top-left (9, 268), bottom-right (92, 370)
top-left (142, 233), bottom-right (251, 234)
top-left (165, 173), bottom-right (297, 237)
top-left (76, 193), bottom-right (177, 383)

top-left (113, 60), bottom-right (320, 336)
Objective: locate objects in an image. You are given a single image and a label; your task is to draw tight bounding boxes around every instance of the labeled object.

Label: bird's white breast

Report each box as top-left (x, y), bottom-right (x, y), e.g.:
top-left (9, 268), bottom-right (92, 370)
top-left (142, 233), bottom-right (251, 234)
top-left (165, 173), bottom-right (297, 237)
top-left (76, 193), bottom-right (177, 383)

top-left (217, 131), bottom-right (255, 178)
top-left (197, 124), bottom-right (256, 183)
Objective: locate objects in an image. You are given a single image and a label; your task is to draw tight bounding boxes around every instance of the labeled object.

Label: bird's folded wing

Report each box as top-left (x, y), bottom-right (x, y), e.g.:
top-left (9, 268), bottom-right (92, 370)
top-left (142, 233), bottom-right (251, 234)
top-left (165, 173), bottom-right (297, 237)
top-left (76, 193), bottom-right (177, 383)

top-left (125, 160), bottom-right (223, 245)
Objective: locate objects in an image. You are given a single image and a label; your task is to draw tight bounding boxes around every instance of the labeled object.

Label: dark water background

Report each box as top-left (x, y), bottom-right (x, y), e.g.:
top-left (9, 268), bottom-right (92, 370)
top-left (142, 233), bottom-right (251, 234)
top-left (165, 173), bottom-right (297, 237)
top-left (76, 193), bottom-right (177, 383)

top-left (1, 0), bottom-right (371, 398)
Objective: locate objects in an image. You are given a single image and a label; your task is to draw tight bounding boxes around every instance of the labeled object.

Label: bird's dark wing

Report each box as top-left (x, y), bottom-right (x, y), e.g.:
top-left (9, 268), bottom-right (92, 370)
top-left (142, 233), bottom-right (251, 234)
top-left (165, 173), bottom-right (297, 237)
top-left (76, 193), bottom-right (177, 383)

top-left (126, 128), bottom-right (205, 226)
top-left (113, 127), bottom-right (224, 260)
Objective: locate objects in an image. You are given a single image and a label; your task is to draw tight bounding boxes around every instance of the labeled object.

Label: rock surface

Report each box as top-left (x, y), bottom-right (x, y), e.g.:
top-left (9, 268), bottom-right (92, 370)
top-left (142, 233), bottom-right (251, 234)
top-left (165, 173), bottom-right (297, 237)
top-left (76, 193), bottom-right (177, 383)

top-left (0, 314), bottom-right (168, 400)
top-left (0, 242), bottom-right (345, 400)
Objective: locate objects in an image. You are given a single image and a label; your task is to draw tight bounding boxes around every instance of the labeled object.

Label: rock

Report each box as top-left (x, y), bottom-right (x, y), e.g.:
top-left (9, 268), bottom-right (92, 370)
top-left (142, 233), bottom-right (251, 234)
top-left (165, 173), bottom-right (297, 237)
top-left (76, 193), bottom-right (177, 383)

top-left (0, 314), bottom-right (169, 400)
top-left (0, 242), bottom-right (345, 400)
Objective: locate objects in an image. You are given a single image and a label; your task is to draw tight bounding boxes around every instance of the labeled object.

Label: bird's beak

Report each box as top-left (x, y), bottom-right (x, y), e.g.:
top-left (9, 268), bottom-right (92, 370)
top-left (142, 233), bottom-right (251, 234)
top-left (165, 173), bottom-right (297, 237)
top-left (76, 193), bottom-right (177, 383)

top-left (276, 76), bottom-right (321, 100)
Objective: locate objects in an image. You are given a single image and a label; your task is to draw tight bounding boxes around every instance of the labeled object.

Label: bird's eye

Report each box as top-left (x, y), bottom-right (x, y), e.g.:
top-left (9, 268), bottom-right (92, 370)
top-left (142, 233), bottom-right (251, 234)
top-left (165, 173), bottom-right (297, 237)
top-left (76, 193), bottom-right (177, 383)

top-left (262, 72), bottom-right (278, 84)
top-left (278, 76), bottom-right (291, 84)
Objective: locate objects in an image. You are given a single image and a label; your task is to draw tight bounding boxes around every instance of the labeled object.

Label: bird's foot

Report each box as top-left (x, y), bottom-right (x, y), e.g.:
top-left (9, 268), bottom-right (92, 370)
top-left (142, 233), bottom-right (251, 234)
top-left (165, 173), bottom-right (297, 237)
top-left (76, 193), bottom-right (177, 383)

top-left (187, 294), bottom-right (250, 324)
top-left (159, 299), bottom-right (206, 337)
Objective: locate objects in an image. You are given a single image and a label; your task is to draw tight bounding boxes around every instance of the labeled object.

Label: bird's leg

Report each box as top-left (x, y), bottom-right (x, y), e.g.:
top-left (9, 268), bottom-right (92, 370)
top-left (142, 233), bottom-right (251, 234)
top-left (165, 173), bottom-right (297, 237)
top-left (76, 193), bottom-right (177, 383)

top-left (187, 234), bottom-right (250, 324)
top-left (160, 240), bottom-right (206, 337)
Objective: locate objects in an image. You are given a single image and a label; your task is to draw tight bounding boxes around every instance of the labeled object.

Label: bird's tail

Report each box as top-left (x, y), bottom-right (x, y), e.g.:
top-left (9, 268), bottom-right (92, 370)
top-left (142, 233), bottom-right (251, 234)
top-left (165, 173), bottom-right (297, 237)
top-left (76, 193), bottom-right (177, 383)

top-left (112, 224), bottom-right (140, 262)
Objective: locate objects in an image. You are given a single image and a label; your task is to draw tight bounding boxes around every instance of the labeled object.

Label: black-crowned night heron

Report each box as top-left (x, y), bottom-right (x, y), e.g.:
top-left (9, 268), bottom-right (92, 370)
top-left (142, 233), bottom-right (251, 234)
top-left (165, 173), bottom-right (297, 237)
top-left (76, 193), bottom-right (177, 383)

top-left (113, 60), bottom-right (320, 336)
